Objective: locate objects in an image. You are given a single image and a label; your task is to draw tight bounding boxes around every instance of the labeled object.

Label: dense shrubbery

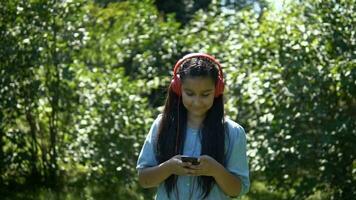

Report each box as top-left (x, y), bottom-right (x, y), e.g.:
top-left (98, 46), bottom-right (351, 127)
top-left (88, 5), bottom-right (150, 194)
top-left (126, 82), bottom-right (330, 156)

top-left (1, 0), bottom-right (355, 199)
top-left (180, 1), bottom-right (355, 199)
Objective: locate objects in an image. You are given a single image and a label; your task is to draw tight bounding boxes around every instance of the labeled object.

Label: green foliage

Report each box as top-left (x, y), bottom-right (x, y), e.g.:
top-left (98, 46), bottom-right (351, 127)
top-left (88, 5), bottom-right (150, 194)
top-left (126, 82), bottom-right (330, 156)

top-left (0, 0), bottom-right (88, 187)
top-left (239, 2), bottom-right (356, 199)
top-left (81, 0), bottom-right (181, 79)
top-left (154, 0), bottom-right (213, 24)
top-left (1, 0), bottom-right (355, 199)
top-left (1, 0), bottom-right (163, 198)
top-left (58, 66), bottom-right (154, 198)
top-left (180, 0), bottom-right (355, 199)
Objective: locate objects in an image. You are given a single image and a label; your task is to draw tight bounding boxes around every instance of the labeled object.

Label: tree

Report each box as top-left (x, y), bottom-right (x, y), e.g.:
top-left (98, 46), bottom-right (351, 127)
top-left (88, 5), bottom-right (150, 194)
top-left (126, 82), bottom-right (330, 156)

top-left (154, 0), bottom-right (212, 24)
top-left (180, 0), bottom-right (355, 199)
top-left (0, 0), bottom-right (87, 189)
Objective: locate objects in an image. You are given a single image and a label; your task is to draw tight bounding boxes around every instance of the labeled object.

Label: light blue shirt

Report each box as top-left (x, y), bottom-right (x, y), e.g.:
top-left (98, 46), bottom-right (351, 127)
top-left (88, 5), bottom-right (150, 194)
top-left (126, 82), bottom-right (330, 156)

top-left (137, 115), bottom-right (250, 200)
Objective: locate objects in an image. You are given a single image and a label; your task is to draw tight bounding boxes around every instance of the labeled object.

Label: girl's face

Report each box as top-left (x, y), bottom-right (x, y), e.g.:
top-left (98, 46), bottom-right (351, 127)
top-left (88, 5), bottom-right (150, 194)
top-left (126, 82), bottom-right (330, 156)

top-left (181, 76), bottom-right (215, 118)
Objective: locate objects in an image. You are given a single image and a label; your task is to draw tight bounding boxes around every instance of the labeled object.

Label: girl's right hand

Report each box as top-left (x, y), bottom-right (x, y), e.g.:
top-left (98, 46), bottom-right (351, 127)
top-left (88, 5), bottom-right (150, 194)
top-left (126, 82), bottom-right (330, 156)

top-left (167, 155), bottom-right (194, 176)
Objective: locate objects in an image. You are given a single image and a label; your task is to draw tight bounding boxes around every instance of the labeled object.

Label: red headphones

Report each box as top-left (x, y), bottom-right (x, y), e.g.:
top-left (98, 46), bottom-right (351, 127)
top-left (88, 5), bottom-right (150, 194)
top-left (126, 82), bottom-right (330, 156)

top-left (170, 53), bottom-right (225, 97)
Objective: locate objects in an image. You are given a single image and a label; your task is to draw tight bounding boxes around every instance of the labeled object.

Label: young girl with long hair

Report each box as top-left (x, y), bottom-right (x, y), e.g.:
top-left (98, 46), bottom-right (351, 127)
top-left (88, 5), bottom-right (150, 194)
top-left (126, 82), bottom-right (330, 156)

top-left (137, 53), bottom-right (250, 199)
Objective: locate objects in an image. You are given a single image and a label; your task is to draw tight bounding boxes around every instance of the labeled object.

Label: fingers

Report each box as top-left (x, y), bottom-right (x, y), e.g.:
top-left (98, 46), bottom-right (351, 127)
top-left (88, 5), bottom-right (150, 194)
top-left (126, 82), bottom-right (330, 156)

top-left (183, 163), bottom-right (204, 176)
top-left (183, 167), bottom-right (201, 176)
top-left (180, 161), bottom-right (191, 168)
top-left (173, 154), bottom-right (182, 159)
top-left (188, 164), bottom-right (201, 170)
top-left (172, 159), bottom-right (194, 175)
top-left (184, 167), bottom-right (195, 175)
top-left (171, 155), bottom-right (208, 176)
top-left (181, 163), bottom-right (203, 176)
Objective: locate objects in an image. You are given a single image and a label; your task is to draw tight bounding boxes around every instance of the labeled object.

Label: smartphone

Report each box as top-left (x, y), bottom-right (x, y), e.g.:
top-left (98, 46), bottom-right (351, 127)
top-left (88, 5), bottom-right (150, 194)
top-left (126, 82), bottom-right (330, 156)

top-left (181, 156), bottom-right (200, 165)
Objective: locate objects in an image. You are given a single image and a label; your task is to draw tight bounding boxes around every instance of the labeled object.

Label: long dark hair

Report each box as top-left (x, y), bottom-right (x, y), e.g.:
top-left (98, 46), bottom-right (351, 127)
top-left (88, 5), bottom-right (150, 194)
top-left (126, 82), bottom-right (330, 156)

top-left (156, 57), bottom-right (226, 198)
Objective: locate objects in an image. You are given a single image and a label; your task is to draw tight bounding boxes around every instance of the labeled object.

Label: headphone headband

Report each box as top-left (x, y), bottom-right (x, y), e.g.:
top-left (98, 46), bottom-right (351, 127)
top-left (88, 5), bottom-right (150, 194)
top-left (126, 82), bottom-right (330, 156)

top-left (170, 53), bottom-right (225, 97)
top-left (172, 53), bottom-right (224, 82)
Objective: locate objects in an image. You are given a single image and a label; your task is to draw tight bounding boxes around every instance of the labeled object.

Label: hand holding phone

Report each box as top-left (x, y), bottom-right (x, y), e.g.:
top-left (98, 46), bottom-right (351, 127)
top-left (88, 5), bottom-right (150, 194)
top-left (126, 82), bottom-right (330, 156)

top-left (181, 156), bottom-right (200, 165)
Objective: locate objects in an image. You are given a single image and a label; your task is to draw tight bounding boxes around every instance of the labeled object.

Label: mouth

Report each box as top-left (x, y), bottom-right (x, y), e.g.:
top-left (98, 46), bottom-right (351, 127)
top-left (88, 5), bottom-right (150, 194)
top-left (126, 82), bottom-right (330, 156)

top-left (191, 108), bottom-right (205, 112)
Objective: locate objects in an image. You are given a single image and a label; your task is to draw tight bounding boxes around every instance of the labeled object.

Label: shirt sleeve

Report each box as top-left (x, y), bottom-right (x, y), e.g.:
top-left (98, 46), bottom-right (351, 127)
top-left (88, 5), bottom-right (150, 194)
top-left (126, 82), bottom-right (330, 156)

top-left (225, 123), bottom-right (250, 197)
top-left (136, 116), bottom-right (161, 170)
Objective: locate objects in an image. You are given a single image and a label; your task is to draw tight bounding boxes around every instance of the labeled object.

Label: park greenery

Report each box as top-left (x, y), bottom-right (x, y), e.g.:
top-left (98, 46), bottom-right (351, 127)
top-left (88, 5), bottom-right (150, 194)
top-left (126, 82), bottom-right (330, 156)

top-left (0, 0), bottom-right (355, 199)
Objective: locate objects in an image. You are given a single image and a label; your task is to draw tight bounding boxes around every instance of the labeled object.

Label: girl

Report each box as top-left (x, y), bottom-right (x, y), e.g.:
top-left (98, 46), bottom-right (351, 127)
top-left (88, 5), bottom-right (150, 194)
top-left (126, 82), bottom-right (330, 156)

top-left (137, 53), bottom-right (249, 199)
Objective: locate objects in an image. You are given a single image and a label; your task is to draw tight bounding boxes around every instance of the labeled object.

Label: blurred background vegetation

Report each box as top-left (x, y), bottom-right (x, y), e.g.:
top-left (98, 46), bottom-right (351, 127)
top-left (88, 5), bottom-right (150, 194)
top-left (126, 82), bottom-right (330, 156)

top-left (0, 0), bottom-right (355, 199)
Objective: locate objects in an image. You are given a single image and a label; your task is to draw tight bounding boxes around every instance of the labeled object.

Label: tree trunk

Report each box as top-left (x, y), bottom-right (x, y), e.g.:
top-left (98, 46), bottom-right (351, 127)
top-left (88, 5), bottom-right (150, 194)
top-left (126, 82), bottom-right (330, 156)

top-left (25, 109), bottom-right (40, 185)
top-left (47, 1), bottom-right (60, 187)
top-left (0, 112), bottom-right (4, 186)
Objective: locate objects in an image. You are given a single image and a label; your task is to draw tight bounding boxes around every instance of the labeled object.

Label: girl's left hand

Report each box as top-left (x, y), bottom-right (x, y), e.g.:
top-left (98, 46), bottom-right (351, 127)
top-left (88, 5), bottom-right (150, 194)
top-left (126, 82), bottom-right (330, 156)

top-left (188, 155), bottom-right (221, 177)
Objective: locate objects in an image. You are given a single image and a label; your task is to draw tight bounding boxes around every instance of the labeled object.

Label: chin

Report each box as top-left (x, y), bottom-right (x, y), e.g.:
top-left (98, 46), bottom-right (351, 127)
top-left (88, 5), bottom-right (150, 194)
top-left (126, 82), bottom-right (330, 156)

top-left (190, 110), bottom-right (208, 117)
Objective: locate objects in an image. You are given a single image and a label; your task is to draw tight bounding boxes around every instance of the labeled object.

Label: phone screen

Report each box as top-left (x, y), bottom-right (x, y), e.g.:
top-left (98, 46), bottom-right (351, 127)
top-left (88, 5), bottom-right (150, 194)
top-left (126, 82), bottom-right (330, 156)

top-left (181, 156), bottom-right (200, 165)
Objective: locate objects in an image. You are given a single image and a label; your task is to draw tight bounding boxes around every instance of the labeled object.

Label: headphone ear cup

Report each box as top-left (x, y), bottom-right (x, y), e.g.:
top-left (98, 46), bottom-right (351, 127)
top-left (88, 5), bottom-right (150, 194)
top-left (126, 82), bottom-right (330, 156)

top-left (170, 75), bottom-right (182, 96)
top-left (214, 77), bottom-right (225, 97)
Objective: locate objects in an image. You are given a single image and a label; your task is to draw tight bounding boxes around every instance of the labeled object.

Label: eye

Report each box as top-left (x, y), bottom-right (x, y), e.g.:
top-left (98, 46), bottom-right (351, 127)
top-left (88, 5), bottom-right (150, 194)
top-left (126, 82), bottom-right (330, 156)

top-left (185, 91), bottom-right (194, 96)
top-left (202, 93), bottom-right (211, 97)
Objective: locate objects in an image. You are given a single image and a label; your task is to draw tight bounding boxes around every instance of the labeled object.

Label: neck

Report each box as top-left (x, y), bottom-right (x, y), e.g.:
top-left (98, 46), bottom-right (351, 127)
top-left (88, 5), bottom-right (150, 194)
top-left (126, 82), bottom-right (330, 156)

top-left (187, 114), bottom-right (205, 129)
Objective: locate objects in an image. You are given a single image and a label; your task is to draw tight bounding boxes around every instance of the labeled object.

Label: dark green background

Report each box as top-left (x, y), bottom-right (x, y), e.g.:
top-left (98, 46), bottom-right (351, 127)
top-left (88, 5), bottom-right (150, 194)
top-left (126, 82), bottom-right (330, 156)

top-left (0, 0), bottom-right (355, 199)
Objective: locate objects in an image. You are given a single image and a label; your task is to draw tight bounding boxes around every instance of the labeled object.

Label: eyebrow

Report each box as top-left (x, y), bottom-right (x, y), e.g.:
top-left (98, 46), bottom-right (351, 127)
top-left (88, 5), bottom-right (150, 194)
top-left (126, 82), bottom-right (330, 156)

top-left (184, 88), bottom-right (214, 93)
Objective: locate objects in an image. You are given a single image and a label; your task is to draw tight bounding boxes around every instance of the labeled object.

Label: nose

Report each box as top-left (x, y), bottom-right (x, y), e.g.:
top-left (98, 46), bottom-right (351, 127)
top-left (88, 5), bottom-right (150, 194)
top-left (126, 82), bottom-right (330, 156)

top-left (192, 96), bottom-right (203, 106)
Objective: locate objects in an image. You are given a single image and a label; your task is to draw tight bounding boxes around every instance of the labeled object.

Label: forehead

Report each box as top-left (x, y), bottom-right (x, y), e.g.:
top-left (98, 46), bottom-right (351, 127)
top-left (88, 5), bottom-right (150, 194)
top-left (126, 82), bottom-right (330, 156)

top-left (181, 77), bottom-right (215, 91)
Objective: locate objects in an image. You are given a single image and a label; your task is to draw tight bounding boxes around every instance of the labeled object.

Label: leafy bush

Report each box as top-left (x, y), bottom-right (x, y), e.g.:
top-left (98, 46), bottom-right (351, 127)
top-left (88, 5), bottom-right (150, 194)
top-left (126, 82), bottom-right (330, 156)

top-left (1, 0), bottom-right (354, 199)
top-left (180, 0), bottom-right (355, 199)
